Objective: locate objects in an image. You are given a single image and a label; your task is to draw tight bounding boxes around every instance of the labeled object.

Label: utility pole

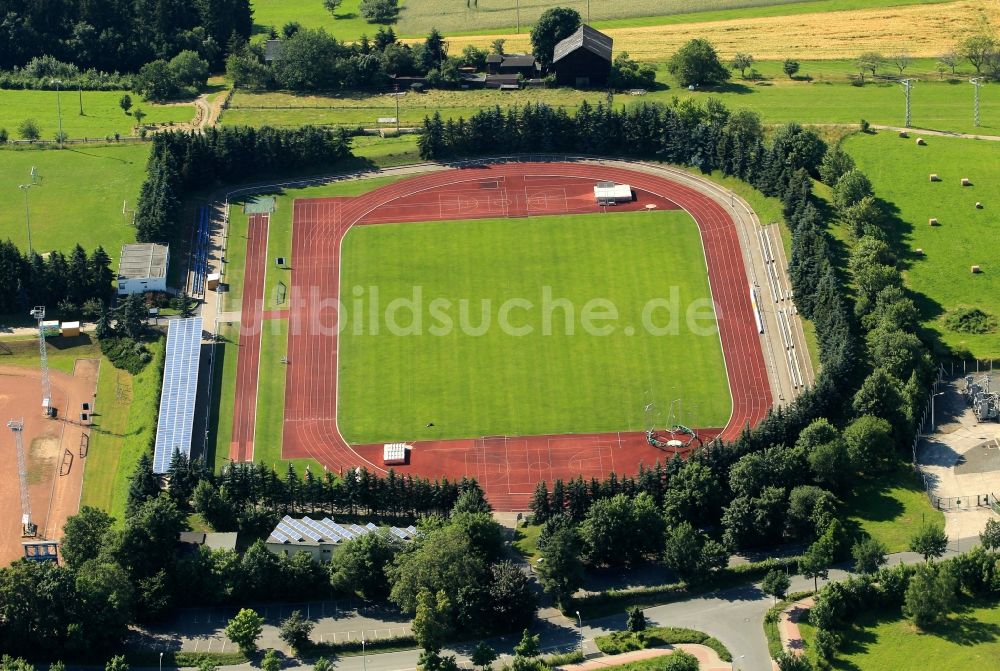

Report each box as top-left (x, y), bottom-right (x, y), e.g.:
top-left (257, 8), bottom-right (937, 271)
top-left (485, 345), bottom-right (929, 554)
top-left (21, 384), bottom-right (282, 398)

top-left (30, 306), bottom-right (52, 417)
top-left (19, 184), bottom-right (33, 255)
top-left (51, 79), bottom-right (64, 146)
top-left (78, 83), bottom-right (84, 116)
top-left (7, 419), bottom-right (37, 537)
top-left (899, 78), bottom-right (915, 128)
top-left (395, 83), bottom-right (400, 135)
top-left (970, 77), bottom-right (983, 127)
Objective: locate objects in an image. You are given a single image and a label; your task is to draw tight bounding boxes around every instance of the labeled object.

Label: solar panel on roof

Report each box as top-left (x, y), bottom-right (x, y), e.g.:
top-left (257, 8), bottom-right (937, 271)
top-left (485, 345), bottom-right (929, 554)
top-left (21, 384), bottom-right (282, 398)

top-left (349, 524), bottom-right (369, 536)
top-left (365, 522), bottom-right (378, 531)
top-left (270, 529), bottom-right (291, 543)
top-left (153, 318), bottom-right (203, 473)
top-left (405, 526), bottom-right (418, 535)
top-left (277, 521), bottom-right (302, 541)
top-left (390, 527), bottom-right (409, 540)
top-left (289, 518), bottom-right (323, 542)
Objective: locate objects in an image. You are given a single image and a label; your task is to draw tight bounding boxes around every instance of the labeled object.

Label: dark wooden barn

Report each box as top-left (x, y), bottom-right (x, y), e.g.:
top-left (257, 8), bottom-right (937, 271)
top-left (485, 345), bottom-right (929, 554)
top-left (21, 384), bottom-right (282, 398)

top-left (551, 24), bottom-right (613, 88)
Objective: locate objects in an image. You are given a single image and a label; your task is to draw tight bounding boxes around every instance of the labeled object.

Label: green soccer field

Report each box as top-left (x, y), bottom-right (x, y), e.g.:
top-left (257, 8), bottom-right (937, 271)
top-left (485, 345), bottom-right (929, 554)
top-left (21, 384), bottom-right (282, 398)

top-left (0, 144), bottom-right (150, 254)
top-left (336, 211), bottom-right (732, 444)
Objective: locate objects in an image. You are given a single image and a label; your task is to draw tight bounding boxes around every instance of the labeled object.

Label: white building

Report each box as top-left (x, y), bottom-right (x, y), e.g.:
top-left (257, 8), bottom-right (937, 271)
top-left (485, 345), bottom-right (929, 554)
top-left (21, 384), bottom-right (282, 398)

top-left (266, 516), bottom-right (418, 561)
top-left (117, 243), bottom-right (169, 295)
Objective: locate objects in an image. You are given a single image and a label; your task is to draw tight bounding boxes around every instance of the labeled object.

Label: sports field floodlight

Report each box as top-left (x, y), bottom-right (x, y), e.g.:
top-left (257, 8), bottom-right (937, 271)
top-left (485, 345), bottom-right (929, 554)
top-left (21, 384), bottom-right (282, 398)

top-left (970, 77), bottom-right (984, 127)
top-left (18, 184), bottom-right (33, 254)
top-left (899, 78), bottom-right (916, 128)
top-left (576, 610), bottom-right (583, 653)
top-left (50, 79), bottom-right (64, 147)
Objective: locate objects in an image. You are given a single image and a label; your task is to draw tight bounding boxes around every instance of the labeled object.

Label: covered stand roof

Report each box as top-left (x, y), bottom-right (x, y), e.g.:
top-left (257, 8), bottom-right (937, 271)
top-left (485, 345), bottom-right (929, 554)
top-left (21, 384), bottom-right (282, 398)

top-left (553, 24), bottom-right (613, 64)
top-left (118, 243), bottom-right (168, 280)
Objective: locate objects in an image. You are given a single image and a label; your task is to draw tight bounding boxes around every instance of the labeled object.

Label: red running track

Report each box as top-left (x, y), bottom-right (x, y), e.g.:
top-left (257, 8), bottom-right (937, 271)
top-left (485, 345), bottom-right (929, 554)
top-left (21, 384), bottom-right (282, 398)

top-left (229, 213), bottom-right (269, 463)
top-left (271, 164), bottom-right (772, 510)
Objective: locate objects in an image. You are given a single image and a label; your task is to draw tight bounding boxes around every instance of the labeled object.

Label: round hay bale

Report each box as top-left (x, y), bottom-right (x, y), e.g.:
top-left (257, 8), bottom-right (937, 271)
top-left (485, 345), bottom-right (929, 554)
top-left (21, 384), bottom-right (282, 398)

top-left (916, 137), bottom-right (926, 145)
top-left (929, 217), bottom-right (939, 226)
top-left (915, 248), bottom-right (924, 255)
top-left (976, 202), bottom-right (984, 209)
top-left (962, 178), bottom-right (972, 186)
top-left (899, 130), bottom-right (909, 138)
top-left (929, 173), bottom-right (940, 182)
top-left (972, 265), bottom-right (982, 274)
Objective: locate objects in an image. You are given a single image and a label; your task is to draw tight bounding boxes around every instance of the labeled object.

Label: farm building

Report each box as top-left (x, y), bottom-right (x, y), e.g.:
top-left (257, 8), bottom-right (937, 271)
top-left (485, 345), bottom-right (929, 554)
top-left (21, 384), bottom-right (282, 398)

top-left (266, 516), bottom-right (419, 561)
top-left (552, 24), bottom-right (613, 88)
top-left (485, 74), bottom-right (521, 89)
top-left (486, 53), bottom-right (540, 78)
top-left (117, 243), bottom-right (169, 295)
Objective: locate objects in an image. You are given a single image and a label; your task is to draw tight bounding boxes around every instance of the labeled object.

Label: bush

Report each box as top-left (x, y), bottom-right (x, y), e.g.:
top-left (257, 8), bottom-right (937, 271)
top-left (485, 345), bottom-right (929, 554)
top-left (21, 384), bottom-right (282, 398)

top-left (99, 337), bottom-right (153, 374)
top-left (945, 307), bottom-right (997, 334)
top-left (594, 626), bottom-right (731, 662)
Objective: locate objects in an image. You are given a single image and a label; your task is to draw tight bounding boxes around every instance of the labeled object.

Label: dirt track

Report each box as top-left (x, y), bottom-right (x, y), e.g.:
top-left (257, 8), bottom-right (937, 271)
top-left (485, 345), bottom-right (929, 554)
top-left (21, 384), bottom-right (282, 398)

top-left (0, 361), bottom-right (97, 565)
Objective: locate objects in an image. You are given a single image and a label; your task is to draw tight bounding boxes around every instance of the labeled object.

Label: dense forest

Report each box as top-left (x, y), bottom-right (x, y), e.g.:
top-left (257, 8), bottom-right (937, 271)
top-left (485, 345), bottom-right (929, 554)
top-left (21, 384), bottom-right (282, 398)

top-left (0, 0), bottom-right (252, 71)
top-left (0, 242), bottom-right (114, 316)
top-left (135, 125), bottom-right (354, 242)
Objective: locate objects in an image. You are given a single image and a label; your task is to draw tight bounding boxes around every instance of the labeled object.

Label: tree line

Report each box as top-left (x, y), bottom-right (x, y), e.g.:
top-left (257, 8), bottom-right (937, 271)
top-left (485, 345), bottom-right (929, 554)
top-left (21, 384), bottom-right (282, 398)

top-left (135, 125), bottom-right (354, 243)
top-left (0, 241), bottom-right (114, 316)
top-left (0, 0), bottom-right (252, 72)
top-left (0, 452), bottom-right (526, 658)
top-left (412, 97), bottom-right (938, 610)
top-left (227, 9), bottom-right (651, 94)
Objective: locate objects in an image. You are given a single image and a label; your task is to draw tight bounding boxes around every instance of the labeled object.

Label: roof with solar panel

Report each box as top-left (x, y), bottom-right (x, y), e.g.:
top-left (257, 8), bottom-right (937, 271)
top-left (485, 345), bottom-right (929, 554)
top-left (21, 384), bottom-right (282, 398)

top-left (152, 317), bottom-right (204, 474)
top-left (267, 516), bottom-right (420, 546)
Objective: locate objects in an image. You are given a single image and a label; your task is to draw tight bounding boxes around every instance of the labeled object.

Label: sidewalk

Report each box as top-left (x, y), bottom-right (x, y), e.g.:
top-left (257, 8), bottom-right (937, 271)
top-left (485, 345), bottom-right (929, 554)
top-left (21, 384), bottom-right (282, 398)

top-left (776, 597), bottom-right (815, 658)
top-left (556, 645), bottom-right (732, 671)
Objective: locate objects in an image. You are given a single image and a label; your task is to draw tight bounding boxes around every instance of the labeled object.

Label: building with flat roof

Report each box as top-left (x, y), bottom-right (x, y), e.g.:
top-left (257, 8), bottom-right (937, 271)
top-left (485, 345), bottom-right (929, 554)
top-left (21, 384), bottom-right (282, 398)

top-left (117, 243), bottom-right (169, 295)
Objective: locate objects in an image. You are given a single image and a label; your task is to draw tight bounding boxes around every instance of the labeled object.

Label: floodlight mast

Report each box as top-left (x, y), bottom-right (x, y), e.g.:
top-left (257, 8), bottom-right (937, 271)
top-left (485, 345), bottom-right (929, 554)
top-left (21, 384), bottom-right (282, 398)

top-left (899, 79), bottom-right (916, 128)
top-left (30, 306), bottom-right (52, 416)
top-left (970, 77), bottom-right (983, 127)
top-left (7, 419), bottom-right (37, 537)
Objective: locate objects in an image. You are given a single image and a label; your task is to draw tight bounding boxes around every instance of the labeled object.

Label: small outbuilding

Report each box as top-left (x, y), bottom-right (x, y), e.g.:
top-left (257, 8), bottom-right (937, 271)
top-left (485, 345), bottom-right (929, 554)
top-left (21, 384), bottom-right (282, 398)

top-left (60, 321), bottom-right (80, 337)
top-left (117, 243), bottom-right (169, 295)
top-left (552, 24), bottom-right (613, 88)
top-left (487, 54), bottom-right (540, 78)
top-left (594, 181), bottom-right (633, 205)
top-left (263, 39), bottom-right (284, 63)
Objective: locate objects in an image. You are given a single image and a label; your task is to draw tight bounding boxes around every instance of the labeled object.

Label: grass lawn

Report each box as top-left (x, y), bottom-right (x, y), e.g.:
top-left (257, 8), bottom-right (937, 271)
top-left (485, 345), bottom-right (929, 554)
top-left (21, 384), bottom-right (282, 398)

top-left (223, 73), bottom-right (999, 136)
top-left (513, 523), bottom-right (542, 562)
top-left (337, 211), bottom-right (731, 443)
top-left (800, 596), bottom-right (1000, 670)
top-left (207, 322), bottom-right (240, 473)
top-left (844, 132), bottom-right (1000, 359)
top-left (81, 339), bottom-right (165, 520)
top-left (843, 465), bottom-right (944, 553)
top-left (1, 90), bottom-right (192, 140)
top-left (0, 144), bottom-right (150, 255)
top-left (250, 0), bottom-right (379, 41)
top-left (0, 334), bottom-right (101, 373)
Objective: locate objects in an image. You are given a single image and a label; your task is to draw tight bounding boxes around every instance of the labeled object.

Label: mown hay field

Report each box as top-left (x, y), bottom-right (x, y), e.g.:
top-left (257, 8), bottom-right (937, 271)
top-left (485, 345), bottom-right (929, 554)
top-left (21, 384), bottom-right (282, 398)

top-left (446, 0), bottom-right (999, 61)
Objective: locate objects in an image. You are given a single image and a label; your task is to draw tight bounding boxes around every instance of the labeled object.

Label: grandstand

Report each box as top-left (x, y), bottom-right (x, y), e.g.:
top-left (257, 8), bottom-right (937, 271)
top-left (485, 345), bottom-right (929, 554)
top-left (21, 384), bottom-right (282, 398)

top-left (152, 317), bottom-right (204, 474)
top-left (190, 206), bottom-right (211, 297)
